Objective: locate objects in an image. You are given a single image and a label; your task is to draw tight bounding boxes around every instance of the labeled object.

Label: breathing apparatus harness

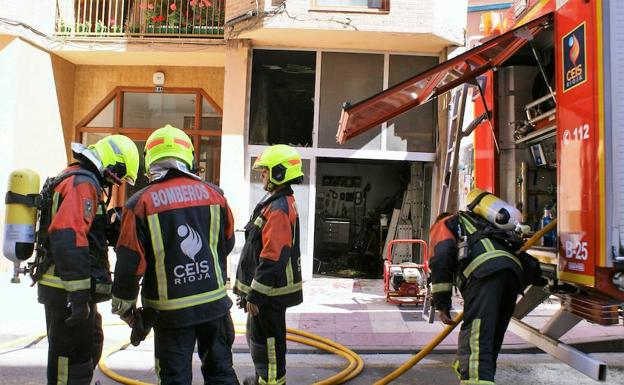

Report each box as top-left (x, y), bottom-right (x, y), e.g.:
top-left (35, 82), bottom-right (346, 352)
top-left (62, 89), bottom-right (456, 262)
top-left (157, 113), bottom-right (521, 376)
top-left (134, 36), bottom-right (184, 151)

top-left (5, 164), bottom-right (121, 285)
top-left (455, 190), bottom-right (544, 289)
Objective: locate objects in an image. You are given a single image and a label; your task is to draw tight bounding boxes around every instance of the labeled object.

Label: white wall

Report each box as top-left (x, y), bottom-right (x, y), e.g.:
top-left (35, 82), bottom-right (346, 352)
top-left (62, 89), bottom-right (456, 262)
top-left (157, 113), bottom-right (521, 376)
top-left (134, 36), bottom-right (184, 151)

top-left (433, 0), bottom-right (468, 45)
top-left (0, 0), bottom-right (57, 36)
top-left (263, 0), bottom-right (467, 43)
top-left (0, 39), bottom-right (68, 271)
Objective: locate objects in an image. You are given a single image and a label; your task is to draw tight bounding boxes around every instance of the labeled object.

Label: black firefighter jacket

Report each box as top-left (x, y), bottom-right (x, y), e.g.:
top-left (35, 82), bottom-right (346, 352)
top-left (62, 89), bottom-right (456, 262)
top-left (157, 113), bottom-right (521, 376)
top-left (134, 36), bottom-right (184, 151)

top-left (112, 172), bottom-right (235, 328)
top-left (429, 211), bottom-right (524, 311)
top-left (234, 186), bottom-right (303, 309)
top-left (38, 165), bottom-right (111, 307)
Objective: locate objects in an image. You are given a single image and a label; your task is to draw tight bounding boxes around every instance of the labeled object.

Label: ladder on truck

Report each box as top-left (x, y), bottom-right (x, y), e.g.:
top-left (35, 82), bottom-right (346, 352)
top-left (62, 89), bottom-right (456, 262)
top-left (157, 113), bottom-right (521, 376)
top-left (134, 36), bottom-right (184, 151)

top-left (383, 82), bottom-right (487, 265)
top-left (438, 81), bottom-right (489, 215)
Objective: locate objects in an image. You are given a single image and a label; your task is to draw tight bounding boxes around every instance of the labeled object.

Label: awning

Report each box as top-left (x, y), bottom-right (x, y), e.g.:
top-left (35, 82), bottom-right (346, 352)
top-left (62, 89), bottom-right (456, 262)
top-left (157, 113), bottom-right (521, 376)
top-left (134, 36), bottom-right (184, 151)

top-left (336, 13), bottom-right (553, 144)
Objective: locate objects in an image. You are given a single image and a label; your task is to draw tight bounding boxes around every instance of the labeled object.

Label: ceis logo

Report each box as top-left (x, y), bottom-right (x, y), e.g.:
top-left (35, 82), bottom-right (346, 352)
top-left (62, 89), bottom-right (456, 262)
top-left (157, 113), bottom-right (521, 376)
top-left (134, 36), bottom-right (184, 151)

top-left (563, 23), bottom-right (586, 92)
top-left (173, 224), bottom-right (210, 285)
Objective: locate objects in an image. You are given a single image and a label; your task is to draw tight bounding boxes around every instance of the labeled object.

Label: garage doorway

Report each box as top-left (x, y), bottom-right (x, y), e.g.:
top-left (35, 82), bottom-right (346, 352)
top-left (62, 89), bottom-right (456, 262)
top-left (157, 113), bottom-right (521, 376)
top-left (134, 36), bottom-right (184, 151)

top-left (313, 158), bottom-right (428, 278)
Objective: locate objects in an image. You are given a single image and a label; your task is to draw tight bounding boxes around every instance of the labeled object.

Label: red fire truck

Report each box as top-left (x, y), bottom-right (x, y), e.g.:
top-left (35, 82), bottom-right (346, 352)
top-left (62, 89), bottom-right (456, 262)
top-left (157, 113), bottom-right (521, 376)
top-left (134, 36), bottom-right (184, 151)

top-left (337, 0), bottom-right (622, 380)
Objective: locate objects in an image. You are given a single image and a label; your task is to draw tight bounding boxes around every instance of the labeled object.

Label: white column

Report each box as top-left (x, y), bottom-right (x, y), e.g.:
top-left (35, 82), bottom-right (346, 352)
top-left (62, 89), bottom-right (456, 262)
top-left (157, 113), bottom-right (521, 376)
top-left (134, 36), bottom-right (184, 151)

top-left (220, 39), bottom-right (252, 274)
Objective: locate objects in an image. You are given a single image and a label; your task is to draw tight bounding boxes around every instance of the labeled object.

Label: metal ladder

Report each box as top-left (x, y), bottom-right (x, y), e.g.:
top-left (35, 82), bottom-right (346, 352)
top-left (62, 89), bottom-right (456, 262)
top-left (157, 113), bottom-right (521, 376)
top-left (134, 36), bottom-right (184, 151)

top-left (437, 82), bottom-right (489, 214)
top-left (424, 81), bottom-right (490, 322)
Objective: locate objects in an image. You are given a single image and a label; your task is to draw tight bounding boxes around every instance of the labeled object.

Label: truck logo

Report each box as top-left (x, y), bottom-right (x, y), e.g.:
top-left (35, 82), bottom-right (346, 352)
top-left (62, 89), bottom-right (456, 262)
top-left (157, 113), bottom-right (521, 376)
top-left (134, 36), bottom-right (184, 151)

top-left (562, 23), bottom-right (586, 92)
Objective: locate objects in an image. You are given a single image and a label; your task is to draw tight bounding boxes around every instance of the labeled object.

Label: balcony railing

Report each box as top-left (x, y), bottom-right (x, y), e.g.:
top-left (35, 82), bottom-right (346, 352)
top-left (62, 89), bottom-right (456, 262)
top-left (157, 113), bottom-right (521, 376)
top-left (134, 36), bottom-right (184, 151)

top-left (55, 0), bottom-right (225, 38)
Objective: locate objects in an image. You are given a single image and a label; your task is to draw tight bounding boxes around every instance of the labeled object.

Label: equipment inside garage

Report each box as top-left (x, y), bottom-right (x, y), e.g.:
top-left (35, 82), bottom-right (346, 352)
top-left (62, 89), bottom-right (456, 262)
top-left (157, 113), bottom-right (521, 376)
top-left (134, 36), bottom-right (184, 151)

top-left (313, 158), bottom-right (431, 278)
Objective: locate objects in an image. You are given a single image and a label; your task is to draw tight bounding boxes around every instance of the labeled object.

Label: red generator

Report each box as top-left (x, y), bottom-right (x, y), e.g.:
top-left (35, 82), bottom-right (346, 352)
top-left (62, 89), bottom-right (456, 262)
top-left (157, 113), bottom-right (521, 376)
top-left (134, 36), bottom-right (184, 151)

top-left (384, 239), bottom-right (429, 306)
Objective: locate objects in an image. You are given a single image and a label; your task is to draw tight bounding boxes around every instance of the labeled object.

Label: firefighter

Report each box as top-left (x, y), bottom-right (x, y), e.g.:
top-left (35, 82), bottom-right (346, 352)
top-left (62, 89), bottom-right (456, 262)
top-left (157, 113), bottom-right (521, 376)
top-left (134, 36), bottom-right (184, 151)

top-left (38, 135), bottom-right (139, 385)
top-left (111, 125), bottom-right (239, 385)
top-left (234, 145), bottom-right (304, 385)
top-left (429, 190), bottom-right (526, 385)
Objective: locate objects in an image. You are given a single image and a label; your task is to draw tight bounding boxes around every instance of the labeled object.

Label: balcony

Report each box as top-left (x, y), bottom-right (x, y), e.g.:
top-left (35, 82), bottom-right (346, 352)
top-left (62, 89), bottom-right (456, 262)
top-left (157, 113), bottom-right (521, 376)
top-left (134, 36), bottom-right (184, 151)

top-left (54, 0), bottom-right (225, 38)
top-left (228, 0), bottom-right (466, 53)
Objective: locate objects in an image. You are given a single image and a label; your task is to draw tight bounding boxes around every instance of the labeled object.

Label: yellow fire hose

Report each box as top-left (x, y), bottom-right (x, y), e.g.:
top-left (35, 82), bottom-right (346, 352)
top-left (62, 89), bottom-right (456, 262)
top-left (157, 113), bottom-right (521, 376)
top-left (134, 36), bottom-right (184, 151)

top-left (0, 322), bottom-right (363, 385)
top-left (373, 219), bottom-right (557, 385)
top-left (97, 324), bottom-right (362, 385)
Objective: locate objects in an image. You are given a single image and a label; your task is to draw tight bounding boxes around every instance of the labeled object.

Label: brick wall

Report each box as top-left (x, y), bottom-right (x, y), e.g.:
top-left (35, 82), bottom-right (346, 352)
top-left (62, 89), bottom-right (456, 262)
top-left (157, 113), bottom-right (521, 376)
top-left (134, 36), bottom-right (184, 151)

top-left (72, 65), bottom-right (225, 136)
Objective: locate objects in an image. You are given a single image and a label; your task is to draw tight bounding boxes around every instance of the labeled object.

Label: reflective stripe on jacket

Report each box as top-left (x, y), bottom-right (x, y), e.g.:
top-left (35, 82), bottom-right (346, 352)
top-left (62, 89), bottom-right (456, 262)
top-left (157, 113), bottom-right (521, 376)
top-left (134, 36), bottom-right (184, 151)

top-left (38, 165), bottom-right (111, 306)
top-left (428, 211), bottom-right (523, 311)
top-left (234, 186), bottom-right (303, 308)
top-left (112, 173), bottom-right (235, 328)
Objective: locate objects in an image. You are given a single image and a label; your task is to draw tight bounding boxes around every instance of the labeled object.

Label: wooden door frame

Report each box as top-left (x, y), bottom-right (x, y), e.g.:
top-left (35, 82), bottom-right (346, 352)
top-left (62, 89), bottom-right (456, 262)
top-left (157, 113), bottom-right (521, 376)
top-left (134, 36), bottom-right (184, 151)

top-left (75, 86), bottom-right (224, 200)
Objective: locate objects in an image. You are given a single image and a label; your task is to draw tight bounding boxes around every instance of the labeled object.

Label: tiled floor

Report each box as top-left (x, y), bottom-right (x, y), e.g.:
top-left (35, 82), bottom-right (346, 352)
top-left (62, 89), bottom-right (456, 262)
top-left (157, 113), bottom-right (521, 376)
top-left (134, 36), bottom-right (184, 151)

top-left (230, 277), bottom-right (624, 353)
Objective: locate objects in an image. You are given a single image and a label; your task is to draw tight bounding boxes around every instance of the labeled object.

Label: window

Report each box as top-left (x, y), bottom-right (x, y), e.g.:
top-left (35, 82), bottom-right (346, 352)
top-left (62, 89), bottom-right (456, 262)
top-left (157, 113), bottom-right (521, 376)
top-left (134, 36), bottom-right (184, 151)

top-left (123, 93), bottom-right (196, 129)
top-left (87, 100), bottom-right (115, 127)
top-left (386, 55), bottom-right (438, 152)
top-left (319, 52), bottom-right (384, 149)
top-left (249, 50), bottom-right (316, 147)
top-left (312, 0), bottom-right (389, 12)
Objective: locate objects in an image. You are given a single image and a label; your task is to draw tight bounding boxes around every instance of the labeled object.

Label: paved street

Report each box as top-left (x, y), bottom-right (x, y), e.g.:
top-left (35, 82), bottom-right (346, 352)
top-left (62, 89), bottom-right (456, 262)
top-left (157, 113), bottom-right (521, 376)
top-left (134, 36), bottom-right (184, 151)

top-left (1, 273), bottom-right (623, 384)
top-left (1, 346), bottom-right (624, 384)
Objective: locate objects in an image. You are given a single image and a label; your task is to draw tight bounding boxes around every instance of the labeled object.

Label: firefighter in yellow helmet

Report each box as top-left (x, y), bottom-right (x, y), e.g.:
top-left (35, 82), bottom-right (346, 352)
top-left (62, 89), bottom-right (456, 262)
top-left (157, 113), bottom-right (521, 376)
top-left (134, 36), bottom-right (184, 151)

top-left (38, 135), bottom-right (139, 385)
top-left (428, 189), bottom-right (542, 385)
top-left (111, 125), bottom-right (239, 384)
top-left (234, 144), bottom-right (304, 385)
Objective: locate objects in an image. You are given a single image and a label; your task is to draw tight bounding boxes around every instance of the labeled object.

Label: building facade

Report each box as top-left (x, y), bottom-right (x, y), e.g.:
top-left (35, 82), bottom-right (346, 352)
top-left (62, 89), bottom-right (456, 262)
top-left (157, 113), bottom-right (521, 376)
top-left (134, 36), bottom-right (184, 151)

top-left (0, 0), bottom-right (467, 277)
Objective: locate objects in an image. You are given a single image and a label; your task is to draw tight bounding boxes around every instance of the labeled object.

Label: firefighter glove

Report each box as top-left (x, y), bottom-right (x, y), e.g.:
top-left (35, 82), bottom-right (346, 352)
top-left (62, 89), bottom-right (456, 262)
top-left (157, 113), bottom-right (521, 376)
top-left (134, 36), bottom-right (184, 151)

top-left (65, 302), bottom-right (90, 327)
top-left (130, 308), bottom-right (157, 347)
top-left (111, 295), bottom-right (136, 316)
top-left (236, 295), bottom-right (247, 309)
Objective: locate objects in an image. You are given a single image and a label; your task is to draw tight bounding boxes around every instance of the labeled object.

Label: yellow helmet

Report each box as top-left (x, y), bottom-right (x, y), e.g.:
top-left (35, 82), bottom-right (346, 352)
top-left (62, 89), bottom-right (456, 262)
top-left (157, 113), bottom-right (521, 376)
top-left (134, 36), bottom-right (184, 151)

top-left (144, 125), bottom-right (195, 174)
top-left (253, 145), bottom-right (304, 187)
top-left (90, 135), bottom-right (140, 185)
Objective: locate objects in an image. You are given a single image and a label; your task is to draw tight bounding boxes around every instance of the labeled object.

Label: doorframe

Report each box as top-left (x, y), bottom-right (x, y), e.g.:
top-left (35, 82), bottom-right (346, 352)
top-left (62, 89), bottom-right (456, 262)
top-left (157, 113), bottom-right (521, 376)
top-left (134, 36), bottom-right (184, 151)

top-left (75, 86), bottom-right (224, 202)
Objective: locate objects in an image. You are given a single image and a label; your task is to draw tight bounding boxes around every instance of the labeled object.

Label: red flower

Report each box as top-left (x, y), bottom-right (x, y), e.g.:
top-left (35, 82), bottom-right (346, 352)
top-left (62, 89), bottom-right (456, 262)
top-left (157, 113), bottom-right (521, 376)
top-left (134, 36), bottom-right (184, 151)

top-left (151, 15), bottom-right (165, 23)
top-left (202, 0), bottom-right (212, 6)
top-left (170, 3), bottom-right (177, 11)
top-left (139, 2), bottom-right (147, 9)
top-left (190, 0), bottom-right (196, 6)
top-left (148, 3), bottom-right (154, 10)
top-left (109, 18), bottom-right (116, 25)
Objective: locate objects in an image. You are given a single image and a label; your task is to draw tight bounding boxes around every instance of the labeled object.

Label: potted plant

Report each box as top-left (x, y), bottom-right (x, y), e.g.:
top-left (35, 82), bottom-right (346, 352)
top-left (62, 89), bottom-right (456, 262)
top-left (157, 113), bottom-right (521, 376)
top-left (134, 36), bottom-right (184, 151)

top-left (95, 20), bottom-right (108, 33)
top-left (141, 1), bottom-right (163, 33)
top-left (57, 18), bottom-right (73, 33)
top-left (76, 20), bottom-right (92, 33)
top-left (191, 0), bottom-right (225, 35)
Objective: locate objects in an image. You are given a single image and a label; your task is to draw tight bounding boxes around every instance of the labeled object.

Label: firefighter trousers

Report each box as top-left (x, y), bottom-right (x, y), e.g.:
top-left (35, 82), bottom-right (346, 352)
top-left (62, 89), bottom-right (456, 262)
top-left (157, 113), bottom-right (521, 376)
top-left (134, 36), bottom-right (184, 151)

top-left (455, 269), bottom-right (521, 385)
top-left (153, 313), bottom-right (239, 385)
top-left (246, 304), bottom-right (287, 385)
top-left (44, 302), bottom-right (103, 385)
